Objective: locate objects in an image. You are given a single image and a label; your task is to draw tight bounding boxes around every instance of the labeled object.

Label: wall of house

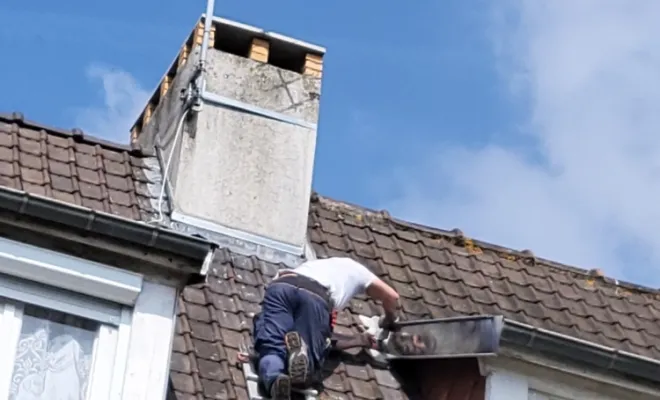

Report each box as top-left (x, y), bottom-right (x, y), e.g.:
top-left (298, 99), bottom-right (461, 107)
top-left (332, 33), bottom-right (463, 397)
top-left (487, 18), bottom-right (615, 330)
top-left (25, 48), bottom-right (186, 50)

top-left (173, 48), bottom-right (320, 247)
top-left (0, 229), bottom-right (185, 400)
top-left (122, 280), bottom-right (178, 400)
top-left (393, 358), bottom-right (485, 400)
top-left (482, 354), bottom-right (660, 400)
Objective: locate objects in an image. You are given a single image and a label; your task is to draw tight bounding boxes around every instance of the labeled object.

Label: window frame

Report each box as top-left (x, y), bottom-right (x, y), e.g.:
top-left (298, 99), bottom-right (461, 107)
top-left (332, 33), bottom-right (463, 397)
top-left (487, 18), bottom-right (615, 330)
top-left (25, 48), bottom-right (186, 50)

top-left (0, 235), bottom-right (183, 400)
top-left (0, 235), bottom-right (146, 400)
top-left (0, 274), bottom-right (134, 400)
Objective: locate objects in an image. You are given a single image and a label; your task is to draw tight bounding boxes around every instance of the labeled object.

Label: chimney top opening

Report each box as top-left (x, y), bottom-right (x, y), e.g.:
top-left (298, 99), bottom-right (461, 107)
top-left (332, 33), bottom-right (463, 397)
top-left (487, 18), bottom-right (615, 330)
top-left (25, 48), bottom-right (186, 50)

top-left (209, 17), bottom-right (325, 76)
top-left (268, 39), bottom-right (307, 74)
top-left (213, 22), bottom-right (252, 59)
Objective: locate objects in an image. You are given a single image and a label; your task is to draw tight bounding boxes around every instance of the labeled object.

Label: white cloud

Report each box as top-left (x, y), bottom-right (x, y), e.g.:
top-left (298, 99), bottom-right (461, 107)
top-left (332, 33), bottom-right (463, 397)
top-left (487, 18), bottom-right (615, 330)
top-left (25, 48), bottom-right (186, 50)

top-left (74, 64), bottom-right (150, 144)
top-left (386, 0), bottom-right (660, 285)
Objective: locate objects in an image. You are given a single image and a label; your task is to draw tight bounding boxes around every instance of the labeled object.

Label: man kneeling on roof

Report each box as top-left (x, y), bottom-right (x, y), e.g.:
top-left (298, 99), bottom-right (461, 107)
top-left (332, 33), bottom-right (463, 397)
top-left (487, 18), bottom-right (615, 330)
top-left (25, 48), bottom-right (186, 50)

top-left (252, 257), bottom-right (401, 400)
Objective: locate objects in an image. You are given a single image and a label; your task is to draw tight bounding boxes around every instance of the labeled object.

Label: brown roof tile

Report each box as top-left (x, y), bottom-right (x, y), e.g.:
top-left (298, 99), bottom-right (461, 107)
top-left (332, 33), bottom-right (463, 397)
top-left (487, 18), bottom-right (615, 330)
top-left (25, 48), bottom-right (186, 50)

top-left (0, 112), bottom-right (161, 221)
top-left (308, 194), bottom-right (660, 361)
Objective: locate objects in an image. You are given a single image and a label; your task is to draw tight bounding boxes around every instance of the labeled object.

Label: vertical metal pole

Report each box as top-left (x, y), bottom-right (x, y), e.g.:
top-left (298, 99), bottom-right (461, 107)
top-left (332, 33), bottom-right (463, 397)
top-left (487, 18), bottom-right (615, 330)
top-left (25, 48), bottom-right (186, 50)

top-left (198, 0), bottom-right (216, 93)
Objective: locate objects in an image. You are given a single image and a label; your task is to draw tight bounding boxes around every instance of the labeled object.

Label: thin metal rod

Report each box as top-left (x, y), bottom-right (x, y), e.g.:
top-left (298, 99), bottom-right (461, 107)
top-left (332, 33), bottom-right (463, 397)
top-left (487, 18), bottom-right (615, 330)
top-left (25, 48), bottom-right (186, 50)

top-left (199, 0), bottom-right (216, 92)
top-left (200, 90), bottom-right (317, 129)
top-left (395, 314), bottom-right (499, 327)
top-left (385, 352), bottom-right (498, 360)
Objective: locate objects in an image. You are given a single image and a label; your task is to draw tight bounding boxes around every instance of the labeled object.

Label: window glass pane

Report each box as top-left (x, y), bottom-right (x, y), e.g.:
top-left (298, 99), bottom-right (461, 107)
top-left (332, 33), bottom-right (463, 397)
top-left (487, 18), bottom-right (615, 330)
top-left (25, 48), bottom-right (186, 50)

top-left (9, 304), bottom-right (98, 400)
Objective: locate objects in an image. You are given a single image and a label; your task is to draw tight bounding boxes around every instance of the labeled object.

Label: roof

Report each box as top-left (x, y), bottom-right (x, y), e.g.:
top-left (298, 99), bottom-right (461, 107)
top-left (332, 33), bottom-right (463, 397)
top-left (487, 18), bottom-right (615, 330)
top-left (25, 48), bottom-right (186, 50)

top-left (0, 113), bottom-right (214, 262)
top-left (0, 112), bottom-right (162, 222)
top-left (1, 113), bottom-right (660, 398)
top-left (170, 248), bottom-right (485, 400)
top-left (169, 194), bottom-right (660, 398)
top-left (308, 195), bottom-right (660, 361)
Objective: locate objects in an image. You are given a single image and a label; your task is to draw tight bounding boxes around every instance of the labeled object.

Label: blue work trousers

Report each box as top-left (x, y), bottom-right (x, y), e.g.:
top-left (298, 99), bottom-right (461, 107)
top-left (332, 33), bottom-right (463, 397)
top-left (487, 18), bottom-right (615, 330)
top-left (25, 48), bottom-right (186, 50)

top-left (253, 282), bottom-right (331, 391)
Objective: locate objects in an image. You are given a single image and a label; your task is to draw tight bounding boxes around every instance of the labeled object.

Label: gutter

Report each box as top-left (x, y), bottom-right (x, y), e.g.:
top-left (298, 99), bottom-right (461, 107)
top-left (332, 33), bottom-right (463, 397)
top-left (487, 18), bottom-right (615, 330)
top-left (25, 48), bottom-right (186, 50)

top-left (0, 186), bottom-right (214, 262)
top-left (501, 318), bottom-right (660, 385)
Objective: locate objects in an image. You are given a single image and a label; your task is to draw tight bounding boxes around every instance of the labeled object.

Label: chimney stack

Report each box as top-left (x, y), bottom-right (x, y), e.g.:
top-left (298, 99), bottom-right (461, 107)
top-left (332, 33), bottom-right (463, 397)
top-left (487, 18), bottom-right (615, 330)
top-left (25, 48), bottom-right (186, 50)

top-left (133, 15), bottom-right (325, 253)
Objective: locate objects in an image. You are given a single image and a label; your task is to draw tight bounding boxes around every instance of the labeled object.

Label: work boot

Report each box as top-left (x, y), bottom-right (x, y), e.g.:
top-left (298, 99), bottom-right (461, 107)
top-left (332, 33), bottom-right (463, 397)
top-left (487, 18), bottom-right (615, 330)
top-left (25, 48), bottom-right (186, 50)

top-left (270, 374), bottom-right (291, 400)
top-left (284, 331), bottom-right (308, 386)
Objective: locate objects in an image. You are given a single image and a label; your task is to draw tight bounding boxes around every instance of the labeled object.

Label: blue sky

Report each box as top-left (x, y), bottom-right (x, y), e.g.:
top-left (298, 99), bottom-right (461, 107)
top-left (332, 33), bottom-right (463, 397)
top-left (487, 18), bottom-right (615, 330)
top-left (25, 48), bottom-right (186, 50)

top-left (3, 1), bottom-right (660, 286)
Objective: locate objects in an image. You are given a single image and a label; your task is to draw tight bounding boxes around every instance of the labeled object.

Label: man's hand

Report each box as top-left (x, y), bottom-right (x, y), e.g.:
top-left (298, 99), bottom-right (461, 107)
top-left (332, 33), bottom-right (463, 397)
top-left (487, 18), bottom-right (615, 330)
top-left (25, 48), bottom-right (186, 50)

top-left (356, 324), bottom-right (378, 349)
top-left (378, 313), bottom-right (400, 331)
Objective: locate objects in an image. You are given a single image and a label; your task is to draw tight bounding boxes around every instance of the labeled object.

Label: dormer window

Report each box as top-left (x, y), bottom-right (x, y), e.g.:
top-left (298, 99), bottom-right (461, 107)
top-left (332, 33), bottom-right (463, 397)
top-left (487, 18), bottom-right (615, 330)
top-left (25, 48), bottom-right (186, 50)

top-left (0, 226), bottom-right (200, 400)
top-left (0, 264), bottom-right (133, 400)
top-left (0, 296), bottom-right (127, 399)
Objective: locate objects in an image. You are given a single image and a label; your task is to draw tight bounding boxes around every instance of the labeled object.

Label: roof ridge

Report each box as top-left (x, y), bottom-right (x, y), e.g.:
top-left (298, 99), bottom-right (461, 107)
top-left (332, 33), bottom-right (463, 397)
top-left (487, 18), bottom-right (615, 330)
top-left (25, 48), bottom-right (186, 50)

top-left (0, 111), bottom-right (153, 157)
top-left (312, 193), bottom-right (660, 297)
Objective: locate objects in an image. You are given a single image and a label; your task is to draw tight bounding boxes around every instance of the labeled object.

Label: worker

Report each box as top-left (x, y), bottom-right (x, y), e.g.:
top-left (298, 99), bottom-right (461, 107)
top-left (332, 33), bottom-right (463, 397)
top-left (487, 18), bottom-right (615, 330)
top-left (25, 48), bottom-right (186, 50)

top-left (252, 257), bottom-right (401, 400)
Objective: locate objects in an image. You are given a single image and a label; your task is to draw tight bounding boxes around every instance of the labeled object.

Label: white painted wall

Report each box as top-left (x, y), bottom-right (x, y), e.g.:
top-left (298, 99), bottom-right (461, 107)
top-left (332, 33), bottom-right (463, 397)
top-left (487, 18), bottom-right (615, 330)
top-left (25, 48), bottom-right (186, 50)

top-left (485, 370), bottom-right (528, 400)
top-left (482, 354), bottom-right (660, 400)
top-left (484, 368), bottom-right (625, 400)
top-left (121, 281), bottom-right (178, 400)
top-left (0, 235), bottom-right (143, 305)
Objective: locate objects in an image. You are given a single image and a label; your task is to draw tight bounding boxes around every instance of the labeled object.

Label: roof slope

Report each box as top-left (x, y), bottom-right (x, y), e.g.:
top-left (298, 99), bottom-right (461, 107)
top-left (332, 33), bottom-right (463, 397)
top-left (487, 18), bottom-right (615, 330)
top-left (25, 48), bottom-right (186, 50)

top-left (170, 248), bottom-right (485, 400)
top-left (308, 194), bottom-right (660, 361)
top-left (169, 192), bottom-right (660, 399)
top-left (1, 113), bottom-right (659, 398)
top-left (0, 112), bottom-right (162, 221)
top-left (171, 249), bottom-right (410, 399)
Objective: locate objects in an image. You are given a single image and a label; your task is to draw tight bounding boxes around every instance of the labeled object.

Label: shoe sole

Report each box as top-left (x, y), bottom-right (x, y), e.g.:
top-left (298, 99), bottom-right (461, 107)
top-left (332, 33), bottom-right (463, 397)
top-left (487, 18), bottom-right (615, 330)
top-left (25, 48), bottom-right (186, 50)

top-left (271, 375), bottom-right (291, 400)
top-left (285, 331), bottom-right (308, 386)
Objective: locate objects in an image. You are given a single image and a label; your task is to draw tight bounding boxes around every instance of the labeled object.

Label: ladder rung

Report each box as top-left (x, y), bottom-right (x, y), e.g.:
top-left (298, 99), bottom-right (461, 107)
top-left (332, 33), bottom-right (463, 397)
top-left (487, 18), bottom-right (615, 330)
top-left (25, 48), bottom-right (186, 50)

top-left (241, 360), bottom-right (319, 399)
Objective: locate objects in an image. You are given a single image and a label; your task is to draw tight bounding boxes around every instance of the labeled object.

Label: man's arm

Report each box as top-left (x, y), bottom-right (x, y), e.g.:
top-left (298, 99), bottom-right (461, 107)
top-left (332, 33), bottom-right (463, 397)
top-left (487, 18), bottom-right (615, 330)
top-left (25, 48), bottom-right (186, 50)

top-left (365, 278), bottom-right (400, 327)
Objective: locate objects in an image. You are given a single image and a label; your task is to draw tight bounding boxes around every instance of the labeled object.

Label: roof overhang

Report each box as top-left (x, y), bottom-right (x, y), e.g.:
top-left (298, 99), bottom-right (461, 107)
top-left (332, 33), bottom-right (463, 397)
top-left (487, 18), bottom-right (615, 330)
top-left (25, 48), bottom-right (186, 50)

top-left (357, 314), bottom-right (660, 387)
top-left (501, 318), bottom-right (660, 386)
top-left (0, 186), bottom-right (215, 277)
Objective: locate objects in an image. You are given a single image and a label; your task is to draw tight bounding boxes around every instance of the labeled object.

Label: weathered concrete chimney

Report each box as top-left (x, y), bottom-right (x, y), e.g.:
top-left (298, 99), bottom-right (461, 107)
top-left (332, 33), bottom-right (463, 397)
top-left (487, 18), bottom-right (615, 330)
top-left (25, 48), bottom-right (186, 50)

top-left (133, 16), bottom-right (324, 253)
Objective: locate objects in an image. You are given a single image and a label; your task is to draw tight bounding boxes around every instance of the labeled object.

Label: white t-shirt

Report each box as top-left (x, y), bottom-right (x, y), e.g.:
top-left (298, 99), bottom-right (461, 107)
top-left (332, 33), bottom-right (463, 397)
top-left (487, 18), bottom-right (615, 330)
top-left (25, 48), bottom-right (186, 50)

top-left (282, 257), bottom-right (378, 309)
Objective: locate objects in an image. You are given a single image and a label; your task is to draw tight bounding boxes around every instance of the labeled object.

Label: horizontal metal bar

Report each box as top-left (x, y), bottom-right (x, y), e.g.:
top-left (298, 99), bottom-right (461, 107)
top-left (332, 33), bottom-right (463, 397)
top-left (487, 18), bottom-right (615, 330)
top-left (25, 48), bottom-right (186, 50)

top-left (171, 210), bottom-right (305, 256)
top-left (396, 314), bottom-right (500, 327)
top-left (385, 352), bottom-right (498, 360)
top-left (241, 360), bottom-right (318, 399)
top-left (200, 90), bottom-right (317, 130)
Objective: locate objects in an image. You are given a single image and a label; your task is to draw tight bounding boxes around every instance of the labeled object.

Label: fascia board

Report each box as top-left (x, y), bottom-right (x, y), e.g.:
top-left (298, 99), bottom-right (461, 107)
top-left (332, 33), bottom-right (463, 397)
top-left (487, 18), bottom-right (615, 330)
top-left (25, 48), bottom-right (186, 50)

top-left (0, 235), bottom-right (143, 306)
